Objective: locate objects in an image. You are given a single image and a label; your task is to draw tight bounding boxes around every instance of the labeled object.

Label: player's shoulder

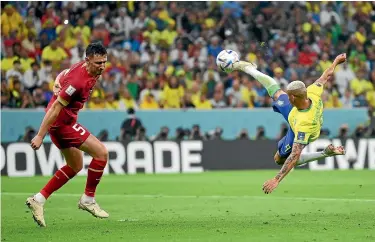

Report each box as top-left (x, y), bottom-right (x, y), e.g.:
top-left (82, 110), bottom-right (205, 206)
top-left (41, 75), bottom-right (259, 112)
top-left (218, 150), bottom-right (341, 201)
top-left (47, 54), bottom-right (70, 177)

top-left (63, 61), bottom-right (87, 85)
top-left (56, 69), bottom-right (70, 82)
top-left (65, 61), bottom-right (86, 76)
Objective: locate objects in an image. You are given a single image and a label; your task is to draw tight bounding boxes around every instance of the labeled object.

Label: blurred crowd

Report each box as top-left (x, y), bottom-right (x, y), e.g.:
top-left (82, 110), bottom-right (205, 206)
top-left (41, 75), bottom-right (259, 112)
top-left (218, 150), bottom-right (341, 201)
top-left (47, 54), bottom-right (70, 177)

top-left (19, 106), bottom-right (375, 142)
top-left (1, 1), bottom-right (375, 110)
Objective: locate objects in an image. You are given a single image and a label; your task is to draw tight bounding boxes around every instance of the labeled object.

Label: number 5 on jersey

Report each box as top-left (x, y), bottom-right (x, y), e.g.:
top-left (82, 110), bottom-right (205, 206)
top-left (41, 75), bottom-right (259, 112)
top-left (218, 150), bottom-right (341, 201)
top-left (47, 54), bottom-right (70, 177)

top-left (72, 124), bottom-right (86, 135)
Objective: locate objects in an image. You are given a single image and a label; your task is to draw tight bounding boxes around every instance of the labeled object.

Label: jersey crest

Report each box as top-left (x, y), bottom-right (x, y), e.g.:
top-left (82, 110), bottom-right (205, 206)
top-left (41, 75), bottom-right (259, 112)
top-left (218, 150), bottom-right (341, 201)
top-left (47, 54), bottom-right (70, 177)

top-left (65, 85), bottom-right (76, 96)
top-left (297, 132), bottom-right (306, 141)
top-left (277, 100), bottom-right (284, 106)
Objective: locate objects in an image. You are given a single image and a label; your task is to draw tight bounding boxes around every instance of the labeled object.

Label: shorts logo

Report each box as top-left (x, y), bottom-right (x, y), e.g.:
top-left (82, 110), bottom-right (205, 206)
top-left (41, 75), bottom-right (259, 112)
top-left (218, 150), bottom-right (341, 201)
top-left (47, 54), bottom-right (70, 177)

top-left (284, 144), bottom-right (291, 152)
top-left (65, 85), bottom-right (76, 96)
top-left (277, 100), bottom-right (284, 106)
top-left (297, 132), bottom-right (305, 141)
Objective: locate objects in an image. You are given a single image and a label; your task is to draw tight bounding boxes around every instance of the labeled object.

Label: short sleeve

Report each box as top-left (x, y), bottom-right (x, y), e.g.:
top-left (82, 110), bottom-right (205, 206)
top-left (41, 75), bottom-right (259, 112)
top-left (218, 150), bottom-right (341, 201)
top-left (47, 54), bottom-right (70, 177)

top-left (307, 83), bottom-right (324, 98)
top-left (294, 131), bottom-right (311, 145)
top-left (58, 78), bottom-right (82, 106)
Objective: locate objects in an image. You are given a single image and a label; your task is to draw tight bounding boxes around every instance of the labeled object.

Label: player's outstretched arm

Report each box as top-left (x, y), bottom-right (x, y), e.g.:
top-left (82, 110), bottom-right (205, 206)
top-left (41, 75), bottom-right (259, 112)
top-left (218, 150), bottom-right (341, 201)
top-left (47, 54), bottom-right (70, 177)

top-left (314, 53), bottom-right (347, 86)
top-left (274, 143), bottom-right (305, 182)
top-left (30, 100), bottom-right (64, 150)
top-left (262, 143), bottom-right (306, 194)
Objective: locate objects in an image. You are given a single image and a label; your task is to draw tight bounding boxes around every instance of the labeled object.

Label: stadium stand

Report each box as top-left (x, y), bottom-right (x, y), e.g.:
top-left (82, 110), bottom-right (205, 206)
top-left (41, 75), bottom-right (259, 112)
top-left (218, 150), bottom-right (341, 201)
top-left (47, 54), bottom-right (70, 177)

top-left (1, 2), bottom-right (374, 110)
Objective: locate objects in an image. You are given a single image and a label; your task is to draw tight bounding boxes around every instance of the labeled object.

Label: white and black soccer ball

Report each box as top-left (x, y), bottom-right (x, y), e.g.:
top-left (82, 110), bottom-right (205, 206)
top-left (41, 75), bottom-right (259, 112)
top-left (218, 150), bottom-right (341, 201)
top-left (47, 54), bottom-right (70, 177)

top-left (216, 50), bottom-right (240, 73)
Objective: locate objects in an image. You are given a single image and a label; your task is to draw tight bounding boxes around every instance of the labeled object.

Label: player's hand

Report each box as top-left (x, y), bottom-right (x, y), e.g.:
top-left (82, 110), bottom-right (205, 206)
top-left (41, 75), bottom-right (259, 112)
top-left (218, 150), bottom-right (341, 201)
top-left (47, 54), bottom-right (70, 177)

top-left (334, 53), bottom-right (347, 65)
top-left (53, 82), bottom-right (61, 96)
top-left (31, 135), bottom-right (43, 150)
top-left (262, 178), bottom-right (279, 194)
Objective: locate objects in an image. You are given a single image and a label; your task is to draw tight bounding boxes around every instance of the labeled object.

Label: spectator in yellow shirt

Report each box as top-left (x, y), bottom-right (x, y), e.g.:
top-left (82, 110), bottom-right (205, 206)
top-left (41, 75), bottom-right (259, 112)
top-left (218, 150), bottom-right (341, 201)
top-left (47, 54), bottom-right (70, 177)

top-left (193, 94), bottom-right (212, 109)
top-left (1, 47), bottom-right (19, 72)
top-left (41, 40), bottom-right (68, 70)
top-left (143, 20), bottom-right (160, 46)
top-left (241, 78), bottom-right (258, 108)
top-left (190, 81), bottom-right (201, 104)
top-left (119, 88), bottom-right (138, 110)
top-left (140, 92), bottom-right (160, 109)
top-left (105, 92), bottom-right (119, 110)
top-left (349, 56), bottom-right (365, 73)
top-left (1, 4), bottom-right (23, 38)
top-left (162, 76), bottom-right (184, 108)
top-left (58, 23), bottom-right (89, 49)
top-left (350, 70), bottom-right (373, 97)
top-left (19, 49), bottom-right (35, 72)
top-left (366, 76), bottom-right (375, 108)
top-left (318, 52), bottom-right (333, 73)
top-left (159, 19), bottom-right (177, 49)
top-left (87, 93), bottom-right (106, 110)
top-left (366, 88), bottom-right (375, 108)
top-left (74, 18), bottom-right (91, 41)
top-left (355, 26), bottom-right (367, 44)
top-left (22, 31), bottom-right (37, 56)
top-left (324, 91), bottom-right (343, 109)
top-left (246, 43), bottom-right (258, 66)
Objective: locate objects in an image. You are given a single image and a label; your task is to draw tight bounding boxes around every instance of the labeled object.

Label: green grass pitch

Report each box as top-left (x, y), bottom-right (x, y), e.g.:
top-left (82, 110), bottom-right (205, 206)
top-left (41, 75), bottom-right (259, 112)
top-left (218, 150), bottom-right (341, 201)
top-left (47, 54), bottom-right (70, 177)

top-left (1, 170), bottom-right (375, 241)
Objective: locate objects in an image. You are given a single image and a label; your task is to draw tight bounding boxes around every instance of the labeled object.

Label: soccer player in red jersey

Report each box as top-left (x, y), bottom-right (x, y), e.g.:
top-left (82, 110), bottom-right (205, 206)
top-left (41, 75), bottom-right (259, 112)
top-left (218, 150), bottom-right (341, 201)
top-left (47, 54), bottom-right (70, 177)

top-left (26, 43), bottom-right (109, 227)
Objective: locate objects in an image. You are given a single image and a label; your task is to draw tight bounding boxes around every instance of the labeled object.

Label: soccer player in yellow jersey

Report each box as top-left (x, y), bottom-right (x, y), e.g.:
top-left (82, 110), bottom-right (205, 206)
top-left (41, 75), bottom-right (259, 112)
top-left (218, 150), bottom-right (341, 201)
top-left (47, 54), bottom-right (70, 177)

top-left (233, 53), bottom-right (347, 194)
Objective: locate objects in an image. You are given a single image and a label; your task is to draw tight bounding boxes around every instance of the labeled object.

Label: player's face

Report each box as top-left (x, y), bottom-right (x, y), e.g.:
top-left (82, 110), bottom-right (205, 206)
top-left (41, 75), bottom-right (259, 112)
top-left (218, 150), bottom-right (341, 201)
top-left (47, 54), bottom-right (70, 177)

top-left (86, 55), bottom-right (107, 76)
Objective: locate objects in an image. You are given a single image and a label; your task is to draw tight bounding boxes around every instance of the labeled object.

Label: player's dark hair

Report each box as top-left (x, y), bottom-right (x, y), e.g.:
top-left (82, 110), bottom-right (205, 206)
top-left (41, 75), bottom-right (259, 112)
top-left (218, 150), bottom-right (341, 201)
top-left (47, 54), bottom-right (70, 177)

top-left (85, 42), bottom-right (107, 57)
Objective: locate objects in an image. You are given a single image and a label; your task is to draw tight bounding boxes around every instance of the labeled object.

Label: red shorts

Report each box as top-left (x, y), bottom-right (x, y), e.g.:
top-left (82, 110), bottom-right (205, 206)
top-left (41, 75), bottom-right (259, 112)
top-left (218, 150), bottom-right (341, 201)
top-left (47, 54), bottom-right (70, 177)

top-left (49, 123), bottom-right (91, 149)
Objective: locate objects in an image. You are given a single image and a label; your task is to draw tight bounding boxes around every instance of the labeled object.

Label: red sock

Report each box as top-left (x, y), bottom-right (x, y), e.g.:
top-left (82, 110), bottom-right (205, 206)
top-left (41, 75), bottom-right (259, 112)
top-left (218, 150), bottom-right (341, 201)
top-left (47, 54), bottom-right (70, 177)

top-left (40, 165), bottom-right (77, 199)
top-left (85, 159), bottom-right (106, 197)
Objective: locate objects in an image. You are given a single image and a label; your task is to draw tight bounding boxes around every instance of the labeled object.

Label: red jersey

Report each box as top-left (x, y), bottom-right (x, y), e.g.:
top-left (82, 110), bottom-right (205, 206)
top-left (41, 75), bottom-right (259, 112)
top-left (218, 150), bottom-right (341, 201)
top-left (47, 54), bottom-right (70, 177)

top-left (47, 61), bottom-right (97, 127)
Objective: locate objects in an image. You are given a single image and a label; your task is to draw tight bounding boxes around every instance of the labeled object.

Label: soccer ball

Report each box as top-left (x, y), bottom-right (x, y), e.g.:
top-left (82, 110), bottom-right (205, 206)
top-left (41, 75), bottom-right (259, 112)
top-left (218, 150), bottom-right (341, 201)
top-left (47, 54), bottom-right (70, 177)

top-left (216, 50), bottom-right (239, 73)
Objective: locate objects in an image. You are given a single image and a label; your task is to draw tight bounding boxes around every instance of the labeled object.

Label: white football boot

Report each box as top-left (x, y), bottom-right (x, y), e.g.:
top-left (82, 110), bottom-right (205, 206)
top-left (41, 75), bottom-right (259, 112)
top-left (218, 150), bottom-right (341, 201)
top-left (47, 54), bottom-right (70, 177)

top-left (25, 197), bottom-right (46, 227)
top-left (78, 195), bottom-right (109, 218)
top-left (232, 60), bottom-right (258, 72)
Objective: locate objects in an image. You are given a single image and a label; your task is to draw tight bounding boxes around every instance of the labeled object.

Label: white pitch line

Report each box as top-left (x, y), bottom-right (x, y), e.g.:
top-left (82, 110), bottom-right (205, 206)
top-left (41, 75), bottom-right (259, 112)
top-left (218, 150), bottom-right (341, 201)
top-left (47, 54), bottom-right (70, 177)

top-left (1, 192), bottom-right (375, 203)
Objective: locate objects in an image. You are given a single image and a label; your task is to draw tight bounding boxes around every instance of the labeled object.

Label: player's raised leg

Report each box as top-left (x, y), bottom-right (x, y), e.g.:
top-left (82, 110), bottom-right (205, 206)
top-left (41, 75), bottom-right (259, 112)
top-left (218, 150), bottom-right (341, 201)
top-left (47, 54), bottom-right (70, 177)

top-left (275, 144), bottom-right (346, 166)
top-left (26, 147), bottom-right (83, 227)
top-left (296, 144), bottom-right (345, 167)
top-left (233, 61), bottom-right (284, 100)
top-left (78, 134), bottom-right (109, 218)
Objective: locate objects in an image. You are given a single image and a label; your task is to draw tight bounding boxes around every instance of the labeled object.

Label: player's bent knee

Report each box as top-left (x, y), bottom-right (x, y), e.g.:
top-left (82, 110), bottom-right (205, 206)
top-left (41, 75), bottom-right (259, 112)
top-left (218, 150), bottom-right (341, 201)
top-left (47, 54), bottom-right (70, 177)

top-left (95, 144), bottom-right (108, 161)
top-left (69, 163), bottom-right (83, 173)
top-left (274, 153), bottom-right (285, 165)
top-left (275, 159), bottom-right (284, 166)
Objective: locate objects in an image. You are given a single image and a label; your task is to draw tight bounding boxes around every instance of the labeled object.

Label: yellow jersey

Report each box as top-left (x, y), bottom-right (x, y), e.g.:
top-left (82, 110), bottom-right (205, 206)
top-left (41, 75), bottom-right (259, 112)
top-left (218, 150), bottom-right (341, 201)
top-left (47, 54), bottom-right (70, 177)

top-left (194, 99), bottom-right (212, 109)
top-left (140, 99), bottom-right (160, 109)
top-left (366, 90), bottom-right (375, 108)
top-left (87, 101), bottom-right (106, 110)
top-left (288, 84), bottom-right (324, 145)
top-left (1, 56), bottom-right (19, 72)
top-left (350, 78), bottom-right (373, 96)
top-left (105, 101), bottom-right (119, 110)
top-left (162, 85), bottom-right (184, 109)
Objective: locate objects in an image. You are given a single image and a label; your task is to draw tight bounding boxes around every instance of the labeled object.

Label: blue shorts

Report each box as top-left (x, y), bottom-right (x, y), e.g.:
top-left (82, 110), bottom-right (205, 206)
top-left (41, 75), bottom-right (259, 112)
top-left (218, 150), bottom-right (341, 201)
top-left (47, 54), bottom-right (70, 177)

top-left (272, 94), bottom-right (295, 158)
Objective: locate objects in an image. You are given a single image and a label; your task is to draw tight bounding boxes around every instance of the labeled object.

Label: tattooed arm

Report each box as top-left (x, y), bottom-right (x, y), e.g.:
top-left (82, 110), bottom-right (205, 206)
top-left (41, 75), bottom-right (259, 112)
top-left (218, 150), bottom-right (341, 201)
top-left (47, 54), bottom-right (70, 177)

top-left (314, 53), bottom-right (346, 86)
top-left (274, 143), bottom-right (306, 182)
